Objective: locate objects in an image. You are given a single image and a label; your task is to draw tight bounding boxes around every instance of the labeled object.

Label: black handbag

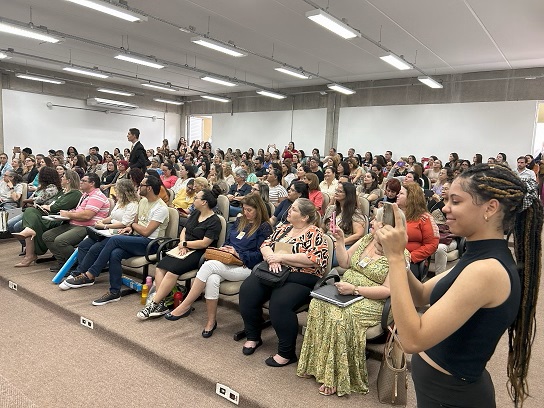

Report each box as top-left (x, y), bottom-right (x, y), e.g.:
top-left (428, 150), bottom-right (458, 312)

top-left (252, 261), bottom-right (290, 287)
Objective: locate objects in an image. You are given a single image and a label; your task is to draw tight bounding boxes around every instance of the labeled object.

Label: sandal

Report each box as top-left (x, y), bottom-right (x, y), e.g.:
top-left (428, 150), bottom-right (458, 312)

top-left (318, 385), bottom-right (337, 396)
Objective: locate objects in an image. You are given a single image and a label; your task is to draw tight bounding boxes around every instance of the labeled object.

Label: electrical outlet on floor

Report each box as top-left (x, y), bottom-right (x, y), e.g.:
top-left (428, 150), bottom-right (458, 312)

top-left (216, 383), bottom-right (239, 405)
top-left (8, 281), bottom-right (17, 291)
top-left (80, 316), bottom-right (94, 329)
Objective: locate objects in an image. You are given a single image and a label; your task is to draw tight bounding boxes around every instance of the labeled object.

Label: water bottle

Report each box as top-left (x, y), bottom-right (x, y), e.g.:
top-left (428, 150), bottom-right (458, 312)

top-left (141, 284), bottom-right (149, 305)
top-left (145, 276), bottom-right (153, 289)
top-left (174, 291), bottom-right (183, 308)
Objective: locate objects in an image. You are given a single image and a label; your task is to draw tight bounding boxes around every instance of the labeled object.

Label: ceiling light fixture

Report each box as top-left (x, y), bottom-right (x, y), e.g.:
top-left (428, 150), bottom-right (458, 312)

top-left (0, 21), bottom-right (60, 43)
top-left (327, 83), bottom-right (356, 95)
top-left (274, 67), bottom-right (310, 79)
top-left (380, 53), bottom-right (411, 70)
top-left (0, 52), bottom-right (10, 59)
top-left (115, 54), bottom-right (165, 69)
top-left (305, 9), bottom-right (361, 39)
top-left (90, 97), bottom-right (138, 108)
top-left (64, 0), bottom-right (148, 22)
top-left (153, 98), bottom-right (184, 105)
top-left (15, 73), bottom-right (65, 84)
top-left (200, 75), bottom-right (237, 87)
top-left (191, 36), bottom-right (247, 57)
top-left (256, 90), bottom-right (287, 100)
top-left (202, 95), bottom-right (231, 103)
top-left (63, 66), bottom-right (109, 78)
top-left (418, 76), bottom-right (443, 89)
top-left (141, 83), bottom-right (179, 92)
top-left (97, 87), bottom-right (135, 96)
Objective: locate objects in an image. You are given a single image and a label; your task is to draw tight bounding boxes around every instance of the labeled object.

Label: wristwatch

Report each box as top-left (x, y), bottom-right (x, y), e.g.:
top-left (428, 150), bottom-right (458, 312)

top-left (353, 286), bottom-right (359, 296)
top-left (182, 241), bottom-right (188, 247)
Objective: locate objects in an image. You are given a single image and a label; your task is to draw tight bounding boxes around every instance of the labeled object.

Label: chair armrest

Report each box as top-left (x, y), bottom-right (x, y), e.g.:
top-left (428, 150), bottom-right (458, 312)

top-left (381, 297), bottom-right (392, 330)
top-left (145, 237), bottom-right (178, 263)
top-left (313, 269), bottom-right (340, 289)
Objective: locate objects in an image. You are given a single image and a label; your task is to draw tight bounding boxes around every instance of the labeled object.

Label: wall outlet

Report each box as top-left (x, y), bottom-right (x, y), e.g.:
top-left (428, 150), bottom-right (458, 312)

top-left (216, 383), bottom-right (239, 405)
top-left (80, 316), bottom-right (94, 329)
top-left (8, 281), bottom-right (17, 291)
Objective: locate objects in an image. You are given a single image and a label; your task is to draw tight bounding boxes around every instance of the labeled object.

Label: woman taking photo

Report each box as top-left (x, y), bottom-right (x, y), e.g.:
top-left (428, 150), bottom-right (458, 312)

top-left (377, 164), bottom-right (542, 407)
top-left (12, 170), bottom-right (82, 267)
top-left (61, 179), bottom-right (139, 289)
top-left (396, 183), bottom-right (439, 280)
top-left (298, 207), bottom-right (409, 396)
top-left (239, 198), bottom-right (329, 366)
top-left (270, 180), bottom-right (309, 226)
top-left (137, 189), bottom-right (222, 319)
top-left (160, 195), bottom-right (273, 337)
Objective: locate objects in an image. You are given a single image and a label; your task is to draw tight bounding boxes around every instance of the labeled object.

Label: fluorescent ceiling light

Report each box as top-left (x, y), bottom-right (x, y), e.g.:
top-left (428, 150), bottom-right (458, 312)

top-left (191, 36), bottom-right (247, 57)
top-left (64, 0), bottom-right (148, 22)
top-left (275, 67), bottom-right (310, 79)
top-left (418, 76), bottom-right (443, 89)
top-left (97, 87), bottom-right (135, 96)
top-left (115, 54), bottom-right (165, 69)
top-left (327, 83), bottom-right (355, 95)
top-left (256, 90), bottom-right (287, 100)
top-left (305, 9), bottom-right (361, 39)
top-left (0, 52), bottom-right (10, 59)
top-left (153, 98), bottom-right (184, 105)
top-left (63, 66), bottom-right (109, 78)
top-left (0, 21), bottom-right (60, 43)
top-left (200, 75), bottom-right (237, 87)
top-left (202, 95), bottom-right (230, 103)
top-left (141, 83), bottom-right (179, 92)
top-left (92, 97), bottom-right (137, 108)
top-left (380, 54), bottom-right (411, 70)
top-left (15, 73), bottom-right (65, 84)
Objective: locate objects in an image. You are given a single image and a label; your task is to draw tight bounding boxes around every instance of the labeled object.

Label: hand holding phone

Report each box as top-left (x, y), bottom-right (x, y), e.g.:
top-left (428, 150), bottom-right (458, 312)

top-left (329, 211), bottom-right (337, 234)
top-left (382, 202), bottom-right (395, 227)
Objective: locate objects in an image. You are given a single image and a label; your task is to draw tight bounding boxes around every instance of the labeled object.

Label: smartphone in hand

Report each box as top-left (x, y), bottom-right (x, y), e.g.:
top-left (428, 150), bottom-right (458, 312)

top-left (382, 202), bottom-right (395, 227)
top-left (329, 211), bottom-right (337, 234)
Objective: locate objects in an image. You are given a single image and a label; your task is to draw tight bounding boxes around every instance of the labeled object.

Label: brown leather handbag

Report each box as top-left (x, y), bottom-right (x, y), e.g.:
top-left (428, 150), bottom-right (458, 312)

top-left (204, 247), bottom-right (243, 266)
top-left (377, 325), bottom-right (408, 406)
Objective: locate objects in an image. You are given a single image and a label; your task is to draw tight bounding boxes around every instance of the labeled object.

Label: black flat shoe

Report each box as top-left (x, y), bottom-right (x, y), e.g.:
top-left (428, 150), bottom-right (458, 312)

top-left (201, 321), bottom-right (217, 338)
top-left (242, 339), bottom-right (263, 356)
top-left (265, 355), bottom-right (298, 367)
top-left (164, 307), bottom-right (194, 321)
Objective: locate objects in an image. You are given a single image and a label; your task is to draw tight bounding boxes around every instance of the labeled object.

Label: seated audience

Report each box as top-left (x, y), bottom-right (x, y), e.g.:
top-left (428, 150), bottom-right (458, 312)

top-left (319, 166), bottom-right (338, 199)
top-left (377, 178), bottom-right (401, 207)
top-left (0, 170), bottom-right (23, 209)
top-left (428, 181), bottom-right (457, 274)
top-left (171, 163), bottom-right (196, 194)
top-left (99, 160), bottom-right (118, 197)
top-left (359, 172), bottom-right (382, 205)
top-left (302, 172), bottom-right (324, 215)
top-left (160, 162), bottom-right (178, 189)
top-left (227, 169), bottom-right (252, 217)
top-left (266, 166), bottom-right (288, 206)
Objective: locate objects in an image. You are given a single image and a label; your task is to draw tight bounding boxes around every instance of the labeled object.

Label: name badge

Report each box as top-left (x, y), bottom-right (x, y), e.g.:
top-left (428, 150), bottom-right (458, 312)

top-left (236, 231), bottom-right (245, 240)
top-left (358, 255), bottom-right (372, 269)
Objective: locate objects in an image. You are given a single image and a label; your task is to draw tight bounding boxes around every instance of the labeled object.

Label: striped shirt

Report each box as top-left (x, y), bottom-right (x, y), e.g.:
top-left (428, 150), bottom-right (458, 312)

top-left (70, 188), bottom-right (110, 227)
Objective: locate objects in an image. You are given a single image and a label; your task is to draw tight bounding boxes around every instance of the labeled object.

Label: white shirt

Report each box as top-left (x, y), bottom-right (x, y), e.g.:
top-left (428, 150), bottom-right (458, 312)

top-left (517, 168), bottom-right (536, 181)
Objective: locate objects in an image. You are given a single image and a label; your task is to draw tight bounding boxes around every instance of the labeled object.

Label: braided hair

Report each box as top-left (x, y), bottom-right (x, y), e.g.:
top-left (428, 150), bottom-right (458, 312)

top-left (458, 163), bottom-right (543, 406)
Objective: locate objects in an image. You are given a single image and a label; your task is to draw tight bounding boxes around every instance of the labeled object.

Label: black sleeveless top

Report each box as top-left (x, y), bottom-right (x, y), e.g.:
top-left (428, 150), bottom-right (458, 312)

top-left (425, 239), bottom-right (520, 382)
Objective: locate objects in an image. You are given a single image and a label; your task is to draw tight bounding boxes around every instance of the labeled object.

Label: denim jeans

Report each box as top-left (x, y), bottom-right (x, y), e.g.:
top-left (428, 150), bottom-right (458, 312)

top-left (7, 213), bottom-right (24, 233)
top-left (75, 237), bottom-right (109, 276)
top-left (87, 235), bottom-right (152, 293)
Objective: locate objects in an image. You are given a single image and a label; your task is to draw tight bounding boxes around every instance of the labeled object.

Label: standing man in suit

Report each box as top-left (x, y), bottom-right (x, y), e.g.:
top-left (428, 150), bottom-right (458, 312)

top-left (127, 128), bottom-right (150, 172)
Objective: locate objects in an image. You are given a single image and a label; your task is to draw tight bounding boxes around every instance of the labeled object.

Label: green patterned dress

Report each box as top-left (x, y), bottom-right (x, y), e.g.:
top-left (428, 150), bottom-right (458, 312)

top-left (296, 234), bottom-right (391, 396)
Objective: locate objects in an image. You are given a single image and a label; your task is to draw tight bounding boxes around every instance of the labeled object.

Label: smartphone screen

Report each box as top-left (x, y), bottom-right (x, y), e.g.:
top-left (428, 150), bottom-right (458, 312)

top-left (382, 202), bottom-right (395, 227)
top-left (329, 211), bottom-right (337, 233)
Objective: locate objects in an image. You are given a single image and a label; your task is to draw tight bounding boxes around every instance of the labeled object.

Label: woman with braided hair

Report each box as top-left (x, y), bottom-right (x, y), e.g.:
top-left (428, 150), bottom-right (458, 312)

top-left (376, 163), bottom-right (542, 407)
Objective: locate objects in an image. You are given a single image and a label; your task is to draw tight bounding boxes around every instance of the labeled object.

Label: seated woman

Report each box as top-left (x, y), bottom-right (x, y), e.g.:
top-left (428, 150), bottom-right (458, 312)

top-left (60, 179), bottom-right (139, 288)
top-left (137, 189), bottom-right (222, 318)
top-left (227, 168), bottom-right (252, 217)
top-left (239, 198), bottom-right (329, 367)
top-left (358, 171), bottom-right (382, 205)
top-left (160, 162), bottom-right (178, 189)
top-left (99, 160), bottom-right (118, 197)
top-left (8, 167), bottom-right (61, 233)
top-left (323, 182), bottom-right (367, 266)
top-left (302, 172), bottom-right (324, 215)
top-left (428, 182), bottom-right (457, 274)
top-left (376, 178), bottom-right (401, 207)
top-left (171, 178), bottom-right (196, 215)
top-left (270, 180), bottom-right (309, 226)
top-left (431, 167), bottom-right (453, 196)
top-left (160, 195), bottom-right (273, 337)
top-left (0, 170), bottom-right (23, 209)
top-left (396, 183), bottom-right (439, 280)
top-left (171, 163), bottom-right (196, 195)
top-left (319, 167), bottom-right (338, 200)
top-left (208, 163), bottom-right (228, 194)
top-left (347, 158), bottom-right (364, 186)
top-left (12, 170), bottom-right (82, 267)
top-left (297, 207), bottom-right (409, 396)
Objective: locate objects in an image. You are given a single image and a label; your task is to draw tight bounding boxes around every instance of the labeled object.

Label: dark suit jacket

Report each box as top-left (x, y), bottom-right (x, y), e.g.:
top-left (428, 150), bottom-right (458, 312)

top-left (129, 141), bottom-right (150, 171)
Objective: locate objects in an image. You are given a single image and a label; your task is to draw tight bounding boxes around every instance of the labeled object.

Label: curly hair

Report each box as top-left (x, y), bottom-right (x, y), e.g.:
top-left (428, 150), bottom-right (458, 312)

top-left (115, 178), bottom-right (139, 207)
top-left (38, 166), bottom-right (61, 191)
top-left (458, 163), bottom-right (543, 406)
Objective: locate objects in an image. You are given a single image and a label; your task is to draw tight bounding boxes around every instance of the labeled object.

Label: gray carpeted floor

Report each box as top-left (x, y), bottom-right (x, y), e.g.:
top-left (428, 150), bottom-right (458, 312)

top-left (1, 238), bottom-right (543, 407)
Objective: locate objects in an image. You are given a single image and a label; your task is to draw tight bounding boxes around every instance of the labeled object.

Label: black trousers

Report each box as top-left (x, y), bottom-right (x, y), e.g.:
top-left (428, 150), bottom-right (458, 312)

top-left (239, 272), bottom-right (319, 359)
top-left (412, 354), bottom-right (495, 408)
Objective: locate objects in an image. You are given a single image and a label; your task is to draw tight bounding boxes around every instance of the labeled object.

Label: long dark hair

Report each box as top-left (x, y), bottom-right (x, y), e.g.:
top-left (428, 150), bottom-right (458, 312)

top-left (335, 182), bottom-right (358, 235)
top-left (38, 166), bottom-right (61, 191)
top-left (458, 163), bottom-right (543, 406)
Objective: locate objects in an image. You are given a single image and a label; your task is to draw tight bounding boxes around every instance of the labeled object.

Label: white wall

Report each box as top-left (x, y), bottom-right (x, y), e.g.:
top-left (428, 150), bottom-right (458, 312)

top-left (337, 101), bottom-right (538, 163)
top-left (211, 109), bottom-right (327, 155)
top-left (2, 90), bottom-right (180, 155)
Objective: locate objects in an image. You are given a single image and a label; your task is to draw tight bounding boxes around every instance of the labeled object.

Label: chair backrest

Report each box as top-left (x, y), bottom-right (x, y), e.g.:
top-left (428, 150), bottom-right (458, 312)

top-left (217, 215), bottom-right (227, 247)
top-left (95, 169), bottom-right (103, 179)
top-left (18, 183), bottom-right (28, 207)
top-left (321, 192), bottom-right (330, 210)
top-left (165, 207), bottom-right (181, 238)
top-left (216, 194), bottom-right (230, 219)
top-left (167, 189), bottom-right (174, 205)
top-left (107, 198), bottom-right (115, 216)
top-left (358, 195), bottom-right (370, 219)
top-left (266, 201), bottom-right (275, 217)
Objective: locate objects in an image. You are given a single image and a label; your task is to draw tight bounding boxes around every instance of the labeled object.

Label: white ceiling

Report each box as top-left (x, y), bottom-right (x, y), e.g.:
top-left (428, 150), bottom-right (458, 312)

top-left (1, 0), bottom-right (544, 98)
